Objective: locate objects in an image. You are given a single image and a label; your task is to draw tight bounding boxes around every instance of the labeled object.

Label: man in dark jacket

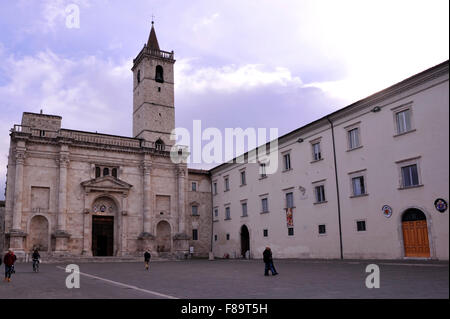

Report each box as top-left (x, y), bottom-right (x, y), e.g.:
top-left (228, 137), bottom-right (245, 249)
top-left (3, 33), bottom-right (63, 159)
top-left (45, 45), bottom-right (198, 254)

top-left (144, 249), bottom-right (151, 271)
top-left (32, 249), bottom-right (40, 272)
top-left (263, 247), bottom-right (278, 276)
top-left (4, 250), bottom-right (17, 282)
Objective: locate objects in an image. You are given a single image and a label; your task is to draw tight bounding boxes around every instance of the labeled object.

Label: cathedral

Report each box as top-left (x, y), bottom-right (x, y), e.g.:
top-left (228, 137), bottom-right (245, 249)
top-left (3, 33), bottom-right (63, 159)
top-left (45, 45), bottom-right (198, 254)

top-left (2, 23), bottom-right (212, 259)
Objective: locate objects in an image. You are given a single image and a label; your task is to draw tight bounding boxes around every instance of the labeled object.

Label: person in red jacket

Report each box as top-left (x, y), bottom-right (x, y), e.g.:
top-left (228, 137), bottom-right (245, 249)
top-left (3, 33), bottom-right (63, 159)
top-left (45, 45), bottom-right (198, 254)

top-left (3, 250), bottom-right (17, 282)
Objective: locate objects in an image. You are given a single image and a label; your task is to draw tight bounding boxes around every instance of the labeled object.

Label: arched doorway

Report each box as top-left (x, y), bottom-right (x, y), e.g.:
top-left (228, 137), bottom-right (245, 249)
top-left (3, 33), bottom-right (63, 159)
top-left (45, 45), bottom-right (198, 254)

top-left (92, 197), bottom-right (117, 256)
top-left (402, 208), bottom-right (430, 258)
top-left (156, 221), bottom-right (171, 252)
top-left (240, 225), bottom-right (250, 258)
top-left (29, 215), bottom-right (49, 252)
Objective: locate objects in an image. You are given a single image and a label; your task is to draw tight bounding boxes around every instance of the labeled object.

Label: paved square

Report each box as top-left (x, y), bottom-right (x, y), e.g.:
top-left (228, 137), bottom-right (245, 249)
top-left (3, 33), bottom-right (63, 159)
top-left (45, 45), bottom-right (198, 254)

top-left (0, 259), bottom-right (448, 299)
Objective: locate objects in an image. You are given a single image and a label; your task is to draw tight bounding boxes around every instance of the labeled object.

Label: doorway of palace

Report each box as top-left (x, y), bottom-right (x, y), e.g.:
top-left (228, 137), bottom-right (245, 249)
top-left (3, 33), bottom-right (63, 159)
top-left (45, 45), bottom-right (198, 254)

top-left (156, 221), bottom-right (171, 252)
top-left (402, 208), bottom-right (431, 258)
top-left (92, 216), bottom-right (114, 256)
top-left (240, 225), bottom-right (250, 258)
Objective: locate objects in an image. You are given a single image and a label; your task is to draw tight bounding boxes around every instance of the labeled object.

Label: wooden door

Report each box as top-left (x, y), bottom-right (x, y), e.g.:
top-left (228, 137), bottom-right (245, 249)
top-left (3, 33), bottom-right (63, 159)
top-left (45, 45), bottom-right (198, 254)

top-left (402, 220), bottom-right (430, 257)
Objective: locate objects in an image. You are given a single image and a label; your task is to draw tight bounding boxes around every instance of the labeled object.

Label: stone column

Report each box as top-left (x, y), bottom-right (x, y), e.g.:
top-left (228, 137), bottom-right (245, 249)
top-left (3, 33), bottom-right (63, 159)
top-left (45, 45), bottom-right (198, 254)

top-left (177, 165), bottom-right (187, 234)
top-left (173, 164), bottom-right (189, 259)
top-left (11, 149), bottom-right (25, 231)
top-left (142, 163), bottom-right (152, 234)
top-left (138, 162), bottom-right (155, 252)
top-left (82, 191), bottom-right (92, 256)
top-left (10, 142), bottom-right (27, 253)
top-left (54, 148), bottom-right (71, 254)
top-left (120, 193), bottom-right (129, 256)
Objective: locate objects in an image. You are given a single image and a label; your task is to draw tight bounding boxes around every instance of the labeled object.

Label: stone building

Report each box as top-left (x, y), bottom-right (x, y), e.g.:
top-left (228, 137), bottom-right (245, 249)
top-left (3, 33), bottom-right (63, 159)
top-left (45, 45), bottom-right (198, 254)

top-left (0, 200), bottom-right (4, 253)
top-left (2, 23), bottom-right (212, 259)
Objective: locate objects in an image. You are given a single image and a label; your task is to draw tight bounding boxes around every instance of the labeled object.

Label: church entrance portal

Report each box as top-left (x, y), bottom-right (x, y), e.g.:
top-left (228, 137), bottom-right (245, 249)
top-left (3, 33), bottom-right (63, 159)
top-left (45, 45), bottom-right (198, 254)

top-left (92, 216), bottom-right (114, 256)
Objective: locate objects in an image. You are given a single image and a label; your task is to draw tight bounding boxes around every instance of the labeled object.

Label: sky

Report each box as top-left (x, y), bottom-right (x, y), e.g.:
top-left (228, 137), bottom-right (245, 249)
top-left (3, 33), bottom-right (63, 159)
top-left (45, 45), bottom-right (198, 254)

top-left (0, 0), bottom-right (448, 199)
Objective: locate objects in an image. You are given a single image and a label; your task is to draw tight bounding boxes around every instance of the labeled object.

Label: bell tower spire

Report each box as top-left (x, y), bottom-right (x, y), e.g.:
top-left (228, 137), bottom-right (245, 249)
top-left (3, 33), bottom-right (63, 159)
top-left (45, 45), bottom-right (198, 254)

top-left (147, 19), bottom-right (160, 51)
top-left (131, 21), bottom-right (176, 146)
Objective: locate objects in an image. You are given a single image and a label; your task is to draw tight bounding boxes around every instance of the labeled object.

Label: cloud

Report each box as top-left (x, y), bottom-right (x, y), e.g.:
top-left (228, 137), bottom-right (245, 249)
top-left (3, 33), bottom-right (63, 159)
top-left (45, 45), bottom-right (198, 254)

top-left (193, 13), bottom-right (220, 32)
top-left (175, 59), bottom-right (303, 94)
top-left (0, 47), bottom-right (132, 199)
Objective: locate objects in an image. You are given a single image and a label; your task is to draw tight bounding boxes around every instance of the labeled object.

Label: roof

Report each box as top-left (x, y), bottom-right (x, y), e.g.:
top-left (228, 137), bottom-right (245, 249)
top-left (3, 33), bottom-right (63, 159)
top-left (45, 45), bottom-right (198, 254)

top-left (188, 168), bottom-right (211, 175)
top-left (147, 23), bottom-right (160, 51)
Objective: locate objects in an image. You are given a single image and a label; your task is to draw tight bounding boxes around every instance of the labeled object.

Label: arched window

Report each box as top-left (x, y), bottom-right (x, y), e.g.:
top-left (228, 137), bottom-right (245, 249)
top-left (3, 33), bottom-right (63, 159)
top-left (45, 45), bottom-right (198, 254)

top-left (155, 139), bottom-right (164, 151)
top-left (112, 168), bottom-right (117, 178)
top-left (103, 167), bottom-right (109, 176)
top-left (137, 69), bottom-right (141, 84)
top-left (155, 65), bottom-right (164, 83)
top-left (95, 166), bottom-right (101, 178)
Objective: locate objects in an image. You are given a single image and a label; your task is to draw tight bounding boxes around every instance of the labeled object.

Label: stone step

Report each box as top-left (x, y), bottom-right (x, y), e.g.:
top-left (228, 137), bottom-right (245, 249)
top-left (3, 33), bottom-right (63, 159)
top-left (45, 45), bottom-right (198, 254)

top-left (20, 254), bottom-right (178, 264)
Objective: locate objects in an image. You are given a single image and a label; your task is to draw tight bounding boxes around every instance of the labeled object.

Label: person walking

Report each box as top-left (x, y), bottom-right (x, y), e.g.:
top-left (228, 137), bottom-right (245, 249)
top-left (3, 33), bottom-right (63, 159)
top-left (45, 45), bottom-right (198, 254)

top-left (144, 249), bottom-right (151, 271)
top-left (263, 247), bottom-right (278, 276)
top-left (32, 249), bottom-right (40, 272)
top-left (3, 250), bottom-right (17, 282)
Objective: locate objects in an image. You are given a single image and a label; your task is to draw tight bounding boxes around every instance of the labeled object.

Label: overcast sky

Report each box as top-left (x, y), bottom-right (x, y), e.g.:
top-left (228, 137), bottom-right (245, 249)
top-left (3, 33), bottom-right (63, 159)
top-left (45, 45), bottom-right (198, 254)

top-left (0, 0), bottom-right (449, 199)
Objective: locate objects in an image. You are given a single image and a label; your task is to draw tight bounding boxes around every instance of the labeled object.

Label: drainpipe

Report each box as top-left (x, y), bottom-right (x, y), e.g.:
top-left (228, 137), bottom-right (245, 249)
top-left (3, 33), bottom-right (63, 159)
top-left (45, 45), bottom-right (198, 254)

top-left (210, 176), bottom-right (214, 259)
top-left (327, 117), bottom-right (344, 260)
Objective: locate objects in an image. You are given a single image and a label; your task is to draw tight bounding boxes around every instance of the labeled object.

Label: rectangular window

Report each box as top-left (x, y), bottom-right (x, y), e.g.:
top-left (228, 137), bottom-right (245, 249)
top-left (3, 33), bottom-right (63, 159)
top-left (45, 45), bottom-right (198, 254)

top-left (214, 234), bottom-right (217, 241)
top-left (224, 177), bottom-right (229, 191)
top-left (225, 207), bottom-right (231, 220)
top-left (191, 182), bottom-right (197, 192)
top-left (260, 163), bottom-right (267, 178)
top-left (283, 153), bottom-right (291, 171)
top-left (315, 185), bottom-right (326, 203)
top-left (192, 229), bottom-right (198, 240)
top-left (213, 182), bottom-right (217, 195)
top-left (286, 192), bottom-right (294, 208)
top-left (348, 128), bottom-right (360, 149)
top-left (226, 234), bottom-right (230, 240)
top-left (288, 228), bottom-right (294, 236)
top-left (312, 142), bottom-right (321, 161)
top-left (261, 198), bottom-right (269, 213)
top-left (396, 109), bottom-right (412, 134)
top-left (241, 202), bottom-right (248, 217)
top-left (214, 208), bottom-right (218, 218)
top-left (263, 229), bottom-right (268, 237)
top-left (357, 220), bottom-right (366, 232)
top-left (240, 171), bottom-right (246, 185)
top-left (318, 224), bottom-right (326, 234)
top-left (95, 166), bottom-right (101, 178)
top-left (401, 164), bottom-right (419, 187)
top-left (352, 176), bottom-right (366, 196)
top-left (191, 206), bottom-right (199, 216)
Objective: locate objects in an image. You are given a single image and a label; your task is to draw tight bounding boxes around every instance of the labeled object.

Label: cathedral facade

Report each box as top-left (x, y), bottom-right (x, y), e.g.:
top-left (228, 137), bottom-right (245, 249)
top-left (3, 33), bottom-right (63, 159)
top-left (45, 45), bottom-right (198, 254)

top-left (2, 24), bottom-right (212, 259)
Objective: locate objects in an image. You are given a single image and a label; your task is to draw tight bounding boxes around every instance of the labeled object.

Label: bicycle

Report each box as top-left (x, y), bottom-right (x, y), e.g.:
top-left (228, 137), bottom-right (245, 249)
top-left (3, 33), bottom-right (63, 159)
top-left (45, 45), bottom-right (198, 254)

top-left (32, 259), bottom-right (40, 273)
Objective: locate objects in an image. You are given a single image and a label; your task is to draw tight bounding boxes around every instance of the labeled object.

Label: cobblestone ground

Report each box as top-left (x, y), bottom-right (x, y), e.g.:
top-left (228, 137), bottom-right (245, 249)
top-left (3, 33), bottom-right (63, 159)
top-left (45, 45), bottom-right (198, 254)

top-left (0, 259), bottom-right (447, 299)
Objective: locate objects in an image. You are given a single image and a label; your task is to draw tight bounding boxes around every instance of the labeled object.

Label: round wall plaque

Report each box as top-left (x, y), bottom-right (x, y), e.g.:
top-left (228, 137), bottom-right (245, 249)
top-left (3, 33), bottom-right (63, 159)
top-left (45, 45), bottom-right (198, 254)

top-left (434, 198), bottom-right (448, 213)
top-left (382, 205), bottom-right (392, 218)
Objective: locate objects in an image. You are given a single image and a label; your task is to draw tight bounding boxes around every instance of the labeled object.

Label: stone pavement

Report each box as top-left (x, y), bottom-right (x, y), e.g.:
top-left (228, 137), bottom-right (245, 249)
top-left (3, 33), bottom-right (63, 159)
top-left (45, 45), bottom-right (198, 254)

top-left (0, 259), bottom-right (447, 299)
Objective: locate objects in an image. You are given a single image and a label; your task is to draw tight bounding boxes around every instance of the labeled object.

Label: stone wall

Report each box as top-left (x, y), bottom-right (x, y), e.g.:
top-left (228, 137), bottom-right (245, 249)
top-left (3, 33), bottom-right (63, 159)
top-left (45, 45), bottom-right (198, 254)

top-left (0, 200), bottom-right (5, 252)
top-left (187, 169), bottom-right (212, 257)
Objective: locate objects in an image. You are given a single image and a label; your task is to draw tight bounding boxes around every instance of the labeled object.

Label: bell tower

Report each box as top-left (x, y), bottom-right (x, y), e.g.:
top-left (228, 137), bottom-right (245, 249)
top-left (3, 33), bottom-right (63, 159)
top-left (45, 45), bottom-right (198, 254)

top-left (132, 21), bottom-right (175, 146)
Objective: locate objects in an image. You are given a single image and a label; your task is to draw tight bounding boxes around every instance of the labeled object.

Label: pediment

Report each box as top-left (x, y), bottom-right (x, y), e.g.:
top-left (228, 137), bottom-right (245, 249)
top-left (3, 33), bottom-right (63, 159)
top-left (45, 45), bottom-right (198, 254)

top-left (81, 176), bottom-right (133, 192)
